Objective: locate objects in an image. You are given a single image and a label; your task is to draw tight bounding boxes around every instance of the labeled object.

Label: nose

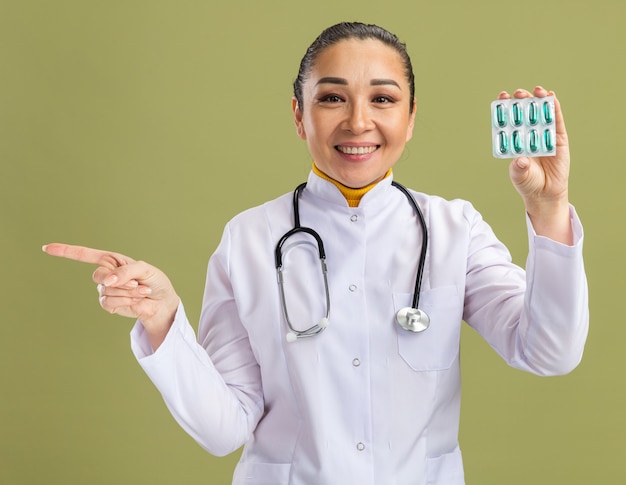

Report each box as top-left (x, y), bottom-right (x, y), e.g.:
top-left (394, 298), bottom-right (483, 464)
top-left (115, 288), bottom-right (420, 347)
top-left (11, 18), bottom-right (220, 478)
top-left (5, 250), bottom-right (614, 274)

top-left (344, 100), bottom-right (374, 134)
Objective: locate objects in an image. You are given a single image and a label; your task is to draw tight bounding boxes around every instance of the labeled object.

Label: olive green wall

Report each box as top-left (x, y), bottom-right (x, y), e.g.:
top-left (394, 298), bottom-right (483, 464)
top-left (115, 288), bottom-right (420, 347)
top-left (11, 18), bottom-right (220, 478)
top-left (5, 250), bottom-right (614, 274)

top-left (2, 0), bottom-right (624, 483)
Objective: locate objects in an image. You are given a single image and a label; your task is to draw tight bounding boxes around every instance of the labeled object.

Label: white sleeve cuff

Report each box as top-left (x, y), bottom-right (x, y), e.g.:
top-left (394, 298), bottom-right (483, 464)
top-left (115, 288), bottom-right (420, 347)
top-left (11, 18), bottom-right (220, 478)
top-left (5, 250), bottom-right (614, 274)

top-left (130, 300), bottom-right (189, 360)
top-left (526, 204), bottom-right (584, 250)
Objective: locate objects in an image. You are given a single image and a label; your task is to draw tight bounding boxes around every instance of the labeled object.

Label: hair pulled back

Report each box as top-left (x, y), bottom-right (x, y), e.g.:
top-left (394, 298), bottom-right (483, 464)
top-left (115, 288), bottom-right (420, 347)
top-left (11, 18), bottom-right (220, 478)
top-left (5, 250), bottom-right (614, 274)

top-left (293, 22), bottom-right (415, 113)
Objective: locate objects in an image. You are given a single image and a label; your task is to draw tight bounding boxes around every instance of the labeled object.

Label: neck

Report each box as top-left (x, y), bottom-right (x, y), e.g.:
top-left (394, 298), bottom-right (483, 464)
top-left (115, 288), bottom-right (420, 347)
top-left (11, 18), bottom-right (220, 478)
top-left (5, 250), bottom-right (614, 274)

top-left (312, 164), bottom-right (391, 207)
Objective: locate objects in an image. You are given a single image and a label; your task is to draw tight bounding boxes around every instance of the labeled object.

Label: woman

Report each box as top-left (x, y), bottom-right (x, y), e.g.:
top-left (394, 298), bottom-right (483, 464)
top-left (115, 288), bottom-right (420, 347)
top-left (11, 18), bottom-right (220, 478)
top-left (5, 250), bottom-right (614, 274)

top-left (44, 22), bottom-right (588, 484)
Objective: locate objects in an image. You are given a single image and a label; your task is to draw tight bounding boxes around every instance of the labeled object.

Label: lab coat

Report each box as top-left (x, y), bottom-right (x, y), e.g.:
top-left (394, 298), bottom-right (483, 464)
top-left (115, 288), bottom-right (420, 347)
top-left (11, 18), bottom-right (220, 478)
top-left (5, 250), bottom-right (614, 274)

top-left (131, 171), bottom-right (588, 485)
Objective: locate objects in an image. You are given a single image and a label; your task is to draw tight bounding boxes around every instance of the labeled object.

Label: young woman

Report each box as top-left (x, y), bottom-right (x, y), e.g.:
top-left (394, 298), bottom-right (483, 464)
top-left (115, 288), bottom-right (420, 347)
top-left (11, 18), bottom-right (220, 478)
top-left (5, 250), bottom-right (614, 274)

top-left (44, 22), bottom-right (588, 485)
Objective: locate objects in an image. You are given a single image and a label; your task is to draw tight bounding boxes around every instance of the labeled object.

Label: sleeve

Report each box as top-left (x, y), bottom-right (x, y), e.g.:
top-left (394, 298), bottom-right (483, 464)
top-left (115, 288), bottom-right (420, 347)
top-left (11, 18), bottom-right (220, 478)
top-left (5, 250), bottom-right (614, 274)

top-left (463, 205), bottom-right (589, 376)
top-left (129, 225), bottom-right (264, 456)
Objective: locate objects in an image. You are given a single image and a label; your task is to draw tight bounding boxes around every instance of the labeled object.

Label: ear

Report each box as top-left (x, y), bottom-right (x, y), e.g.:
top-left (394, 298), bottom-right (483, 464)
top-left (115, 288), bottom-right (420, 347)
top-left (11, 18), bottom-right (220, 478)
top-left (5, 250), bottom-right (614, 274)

top-left (292, 97), bottom-right (307, 140)
top-left (405, 97), bottom-right (417, 143)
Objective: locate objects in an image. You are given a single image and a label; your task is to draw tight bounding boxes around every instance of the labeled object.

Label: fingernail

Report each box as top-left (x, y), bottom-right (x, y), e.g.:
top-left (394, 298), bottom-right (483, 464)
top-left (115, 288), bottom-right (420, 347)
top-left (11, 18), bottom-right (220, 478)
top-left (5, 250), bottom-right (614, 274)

top-left (138, 286), bottom-right (152, 296)
top-left (41, 245), bottom-right (48, 252)
top-left (103, 275), bottom-right (118, 287)
top-left (97, 284), bottom-right (104, 295)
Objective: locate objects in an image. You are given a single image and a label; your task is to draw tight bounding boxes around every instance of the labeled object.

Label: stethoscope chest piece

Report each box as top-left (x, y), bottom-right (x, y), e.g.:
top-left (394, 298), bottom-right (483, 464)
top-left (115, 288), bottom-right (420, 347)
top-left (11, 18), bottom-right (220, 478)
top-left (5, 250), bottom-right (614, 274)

top-left (396, 307), bottom-right (430, 333)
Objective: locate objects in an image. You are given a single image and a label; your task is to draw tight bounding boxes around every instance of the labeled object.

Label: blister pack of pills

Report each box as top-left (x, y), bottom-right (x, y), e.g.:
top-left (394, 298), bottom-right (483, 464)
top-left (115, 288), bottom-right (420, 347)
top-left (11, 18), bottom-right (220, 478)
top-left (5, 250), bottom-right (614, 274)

top-left (491, 96), bottom-right (556, 158)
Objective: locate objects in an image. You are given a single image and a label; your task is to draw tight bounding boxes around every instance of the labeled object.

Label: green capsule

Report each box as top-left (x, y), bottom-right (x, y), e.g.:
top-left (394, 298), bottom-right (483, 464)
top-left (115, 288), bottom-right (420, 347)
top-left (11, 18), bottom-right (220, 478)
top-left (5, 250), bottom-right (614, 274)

top-left (495, 104), bottom-right (507, 127)
top-left (512, 102), bottom-right (523, 126)
top-left (498, 131), bottom-right (509, 154)
top-left (512, 130), bottom-right (523, 154)
top-left (528, 101), bottom-right (538, 125)
top-left (542, 101), bottom-right (554, 124)
top-left (544, 129), bottom-right (554, 151)
top-left (529, 129), bottom-right (538, 153)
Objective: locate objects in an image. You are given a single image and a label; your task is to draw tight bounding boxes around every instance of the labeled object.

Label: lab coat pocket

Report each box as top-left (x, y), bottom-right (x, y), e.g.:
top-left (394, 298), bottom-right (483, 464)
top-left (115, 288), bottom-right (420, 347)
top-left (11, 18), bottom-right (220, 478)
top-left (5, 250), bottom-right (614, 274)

top-left (426, 446), bottom-right (465, 484)
top-left (234, 461), bottom-right (291, 484)
top-left (394, 286), bottom-right (462, 371)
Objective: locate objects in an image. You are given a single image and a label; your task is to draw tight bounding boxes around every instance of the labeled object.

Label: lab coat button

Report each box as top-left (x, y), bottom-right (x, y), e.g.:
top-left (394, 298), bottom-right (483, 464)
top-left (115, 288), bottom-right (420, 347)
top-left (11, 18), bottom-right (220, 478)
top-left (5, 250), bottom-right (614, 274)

top-left (349, 284), bottom-right (357, 292)
top-left (350, 214), bottom-right (358, 222)
top-left (352, 358), bottom-right (361, 367)
top-left (356, 442), bottom-right (365, 451)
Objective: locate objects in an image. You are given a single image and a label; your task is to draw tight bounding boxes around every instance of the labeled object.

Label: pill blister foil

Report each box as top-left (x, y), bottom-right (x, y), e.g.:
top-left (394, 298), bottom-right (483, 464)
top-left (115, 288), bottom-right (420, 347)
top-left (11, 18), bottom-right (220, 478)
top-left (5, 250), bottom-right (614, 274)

top-left (491, 96), bottom-right (556, 159)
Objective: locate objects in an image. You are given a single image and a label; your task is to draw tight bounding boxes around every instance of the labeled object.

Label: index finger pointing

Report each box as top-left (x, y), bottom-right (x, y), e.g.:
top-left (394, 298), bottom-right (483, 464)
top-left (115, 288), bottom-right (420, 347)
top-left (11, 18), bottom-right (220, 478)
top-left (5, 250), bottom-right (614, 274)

top-left (42, 243), bottom-right (135, 268)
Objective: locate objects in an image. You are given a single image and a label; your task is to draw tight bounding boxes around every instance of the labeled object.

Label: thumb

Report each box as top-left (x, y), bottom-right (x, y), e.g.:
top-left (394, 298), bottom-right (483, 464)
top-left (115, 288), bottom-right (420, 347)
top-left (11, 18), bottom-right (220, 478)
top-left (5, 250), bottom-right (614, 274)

top-left (509, 156), bottom-right (531, 186)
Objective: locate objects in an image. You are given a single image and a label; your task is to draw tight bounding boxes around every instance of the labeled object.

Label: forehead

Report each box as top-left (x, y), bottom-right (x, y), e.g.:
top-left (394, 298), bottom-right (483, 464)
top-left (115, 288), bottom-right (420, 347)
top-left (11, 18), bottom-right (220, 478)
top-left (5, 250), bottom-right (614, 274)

top-left (308, 38), bottom-right (407, 86)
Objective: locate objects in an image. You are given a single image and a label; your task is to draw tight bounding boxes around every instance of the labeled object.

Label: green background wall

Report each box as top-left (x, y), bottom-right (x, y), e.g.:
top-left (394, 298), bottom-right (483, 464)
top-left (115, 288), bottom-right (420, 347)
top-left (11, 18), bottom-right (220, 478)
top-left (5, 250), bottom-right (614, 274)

top-left (2, 0), bottom-right (624, 483)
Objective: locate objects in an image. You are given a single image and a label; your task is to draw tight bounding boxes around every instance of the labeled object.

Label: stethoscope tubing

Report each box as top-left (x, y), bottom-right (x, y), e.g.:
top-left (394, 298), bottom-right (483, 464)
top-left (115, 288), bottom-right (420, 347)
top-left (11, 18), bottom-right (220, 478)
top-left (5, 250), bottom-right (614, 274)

top-left (275, 180), bottom-right (428, 340)
top-left (391, 181), bottom-right (428, 311)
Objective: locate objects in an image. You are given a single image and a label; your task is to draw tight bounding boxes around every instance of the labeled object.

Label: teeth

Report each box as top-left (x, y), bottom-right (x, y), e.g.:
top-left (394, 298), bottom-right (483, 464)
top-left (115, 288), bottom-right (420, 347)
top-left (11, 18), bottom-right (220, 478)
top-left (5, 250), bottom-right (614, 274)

top-left (337, 145), bottom-right (377, 155)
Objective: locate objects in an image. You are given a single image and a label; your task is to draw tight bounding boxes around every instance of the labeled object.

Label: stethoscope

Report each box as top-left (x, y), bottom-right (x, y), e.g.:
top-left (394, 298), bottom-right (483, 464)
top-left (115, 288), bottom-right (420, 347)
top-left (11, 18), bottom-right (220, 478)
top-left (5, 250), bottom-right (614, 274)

top-left (275, 181), bottom-right (430, 342)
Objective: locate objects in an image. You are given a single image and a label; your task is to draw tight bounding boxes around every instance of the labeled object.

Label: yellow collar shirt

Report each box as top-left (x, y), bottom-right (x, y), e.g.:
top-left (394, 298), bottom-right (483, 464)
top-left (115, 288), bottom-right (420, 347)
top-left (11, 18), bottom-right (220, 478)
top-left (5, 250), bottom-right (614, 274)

top-left (131, 170), bottom-right (588, 485)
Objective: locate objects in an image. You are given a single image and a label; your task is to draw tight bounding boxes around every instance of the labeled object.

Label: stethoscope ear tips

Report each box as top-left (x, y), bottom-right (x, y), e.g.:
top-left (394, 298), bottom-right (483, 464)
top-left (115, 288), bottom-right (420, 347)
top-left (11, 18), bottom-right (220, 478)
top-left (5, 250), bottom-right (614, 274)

top-left (286, 318), bottom-right (330, 342)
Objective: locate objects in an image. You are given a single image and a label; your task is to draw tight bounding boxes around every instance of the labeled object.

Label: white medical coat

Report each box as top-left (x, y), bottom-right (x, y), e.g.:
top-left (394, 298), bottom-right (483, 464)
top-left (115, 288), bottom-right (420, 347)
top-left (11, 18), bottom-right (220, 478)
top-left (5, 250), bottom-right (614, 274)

top-left (131, 171), bottom-right (588, 485)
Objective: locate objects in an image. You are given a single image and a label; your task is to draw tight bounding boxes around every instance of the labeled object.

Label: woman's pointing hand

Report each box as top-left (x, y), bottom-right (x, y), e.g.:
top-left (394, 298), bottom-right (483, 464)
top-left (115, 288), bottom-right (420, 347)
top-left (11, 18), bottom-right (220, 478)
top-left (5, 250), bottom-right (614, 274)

top-left (43, 243), bottom-right (179, 350)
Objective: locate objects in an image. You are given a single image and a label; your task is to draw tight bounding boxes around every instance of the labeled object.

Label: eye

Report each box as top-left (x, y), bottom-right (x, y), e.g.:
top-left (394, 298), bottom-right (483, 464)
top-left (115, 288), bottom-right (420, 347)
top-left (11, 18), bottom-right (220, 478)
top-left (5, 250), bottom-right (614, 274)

top-left (318, 94), bottom-right (344, 103)
top-left (372, 95), bottom-right (395, 104)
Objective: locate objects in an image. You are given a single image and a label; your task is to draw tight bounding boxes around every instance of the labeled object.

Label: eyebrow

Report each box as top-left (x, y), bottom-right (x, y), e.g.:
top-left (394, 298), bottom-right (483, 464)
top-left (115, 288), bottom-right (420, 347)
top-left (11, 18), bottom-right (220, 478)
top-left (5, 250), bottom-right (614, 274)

top-left (316, 77), bottom-right (401, 89)
top-left (370, 79), bottom-right (401, 88)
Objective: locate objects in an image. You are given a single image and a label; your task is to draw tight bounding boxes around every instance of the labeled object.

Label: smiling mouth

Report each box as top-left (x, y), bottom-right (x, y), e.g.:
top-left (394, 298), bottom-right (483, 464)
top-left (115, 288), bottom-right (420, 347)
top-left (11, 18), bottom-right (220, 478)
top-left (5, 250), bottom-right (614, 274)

top-left (336, 145), bottom-right (379, 155)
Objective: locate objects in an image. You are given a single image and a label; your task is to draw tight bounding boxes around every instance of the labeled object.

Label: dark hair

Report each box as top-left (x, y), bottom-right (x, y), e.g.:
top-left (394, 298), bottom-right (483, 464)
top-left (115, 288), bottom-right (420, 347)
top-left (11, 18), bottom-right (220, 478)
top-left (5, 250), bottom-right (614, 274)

top-left (293, 22), bottom-right (415, 114)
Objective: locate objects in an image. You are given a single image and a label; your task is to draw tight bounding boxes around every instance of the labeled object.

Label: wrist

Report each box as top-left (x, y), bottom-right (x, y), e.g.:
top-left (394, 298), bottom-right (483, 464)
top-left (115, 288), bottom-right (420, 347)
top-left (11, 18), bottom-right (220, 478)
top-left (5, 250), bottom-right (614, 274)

top-left (142, 294), bottom-right (180, 350)
top-left (525, 196), bottom-right (573, 245)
